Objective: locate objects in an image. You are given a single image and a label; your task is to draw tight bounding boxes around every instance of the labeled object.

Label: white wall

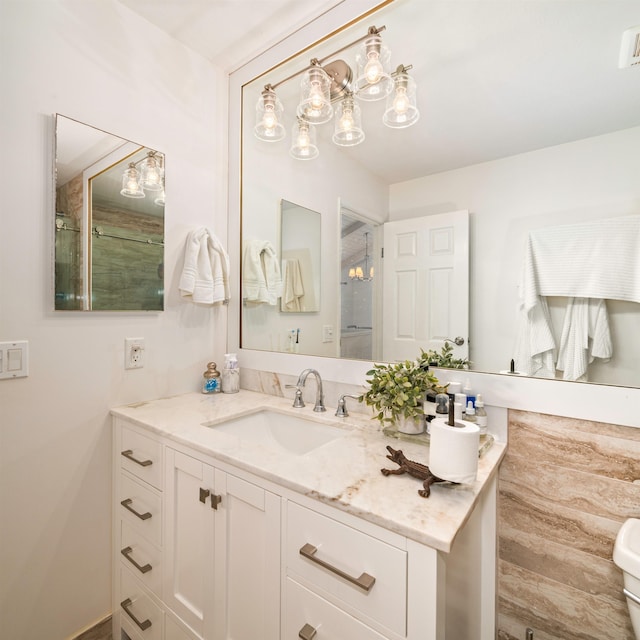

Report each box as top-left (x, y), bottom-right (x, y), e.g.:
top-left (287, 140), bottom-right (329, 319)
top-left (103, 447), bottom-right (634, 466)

top-left (389, 127), bottom-right (640, 385)
top-left (0, 1), bottom-right (227, 637)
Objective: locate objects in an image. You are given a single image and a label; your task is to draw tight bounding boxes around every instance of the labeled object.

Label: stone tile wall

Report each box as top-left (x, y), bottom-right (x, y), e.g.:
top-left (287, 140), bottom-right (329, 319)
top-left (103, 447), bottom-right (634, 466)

top-left (498, 409), bottom-right (640, 640)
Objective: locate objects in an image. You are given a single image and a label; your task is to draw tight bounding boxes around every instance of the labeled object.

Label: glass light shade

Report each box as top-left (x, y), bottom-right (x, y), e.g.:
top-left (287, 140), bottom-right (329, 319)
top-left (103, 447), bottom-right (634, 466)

top-left (296, 67), bottom-right (333, 124)
top-left (383, 72), bottom-right (419, 128)
top-left (289, 119), bottom-right (319, 160)
top-left (349, 268), bottom-right (356, 278)
top-left (332, 96), bottom-right (365, 147)
top-left (120, 164), bottom-right (145, 198)
top-left (355, 266), bottom-right (364, 279)
top-left (254, 87), bottom-right (285, 141)
top-left (369, 266), bottom-right (374, 279)
top-left (139, 153), bottom-right (163, 192)
top-left (354, 34), bottom-right (393, 101)
top-left (154, 186), bottom-right (166, 206)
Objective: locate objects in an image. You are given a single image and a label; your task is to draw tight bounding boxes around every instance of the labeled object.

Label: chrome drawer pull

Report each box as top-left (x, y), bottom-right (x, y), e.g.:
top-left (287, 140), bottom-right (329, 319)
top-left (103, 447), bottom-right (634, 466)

top-left (299, 543), bottom-right (376, 592)
top-left (121, 597), bottom-right (152, 631)
top-left (121, 498), bottom-right (152, 521)
top-left (121, 546), bottom-right (152, 574)
top-left (299, 623), bottom-right (317, 640)
top-left (121, 449), bottom-right (153, 467)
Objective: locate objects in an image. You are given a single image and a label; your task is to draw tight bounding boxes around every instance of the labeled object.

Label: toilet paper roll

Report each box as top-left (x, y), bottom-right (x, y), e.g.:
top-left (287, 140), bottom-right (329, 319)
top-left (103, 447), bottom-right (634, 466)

top-left (429, 418), bottom-right (480, 484)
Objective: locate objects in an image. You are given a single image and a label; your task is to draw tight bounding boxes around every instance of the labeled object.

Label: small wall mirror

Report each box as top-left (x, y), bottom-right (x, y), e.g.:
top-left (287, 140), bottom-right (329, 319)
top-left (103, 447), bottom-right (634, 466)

top-left (280, 200), bottom-right (320, 313)
top-left (54, 114), bottom-right (165, 311)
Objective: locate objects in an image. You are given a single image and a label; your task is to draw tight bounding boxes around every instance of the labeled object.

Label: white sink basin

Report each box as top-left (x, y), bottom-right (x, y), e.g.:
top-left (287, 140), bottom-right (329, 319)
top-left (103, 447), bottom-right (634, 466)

top-left (203, 409), bottom-right (346, 455)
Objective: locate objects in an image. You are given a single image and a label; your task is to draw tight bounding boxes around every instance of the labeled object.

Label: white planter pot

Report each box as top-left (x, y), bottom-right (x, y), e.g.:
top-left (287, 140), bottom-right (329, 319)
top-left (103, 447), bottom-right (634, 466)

top-left (396, 415), bottom-right (424, 435)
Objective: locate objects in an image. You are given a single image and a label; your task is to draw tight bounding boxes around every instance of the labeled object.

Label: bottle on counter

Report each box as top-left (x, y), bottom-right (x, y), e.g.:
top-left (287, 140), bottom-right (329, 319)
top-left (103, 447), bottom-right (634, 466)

top-left (222, 353), bottom-right (240, 394)
top-left (464, 400), bottom-right (477, 422)
top-left (475, 393), bottom-right (488, 435)
top-left (202, 362), bottom-right (221, 394)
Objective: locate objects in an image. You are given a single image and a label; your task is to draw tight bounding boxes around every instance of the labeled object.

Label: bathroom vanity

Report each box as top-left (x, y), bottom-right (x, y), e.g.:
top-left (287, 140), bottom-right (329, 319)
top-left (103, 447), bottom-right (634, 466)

top-left (111, 391), bottom-right (505, 640)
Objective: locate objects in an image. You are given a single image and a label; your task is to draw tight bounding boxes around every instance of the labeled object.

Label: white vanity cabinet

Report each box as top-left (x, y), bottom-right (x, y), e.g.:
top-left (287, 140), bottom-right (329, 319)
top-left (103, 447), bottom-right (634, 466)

top-left (112, 394), bottom-right (502, 640)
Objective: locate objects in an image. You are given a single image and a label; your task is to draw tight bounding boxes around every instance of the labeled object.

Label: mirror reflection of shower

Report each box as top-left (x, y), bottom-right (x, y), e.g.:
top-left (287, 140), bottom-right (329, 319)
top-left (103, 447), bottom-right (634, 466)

top-left (340, 209), bottom-right (377, 360)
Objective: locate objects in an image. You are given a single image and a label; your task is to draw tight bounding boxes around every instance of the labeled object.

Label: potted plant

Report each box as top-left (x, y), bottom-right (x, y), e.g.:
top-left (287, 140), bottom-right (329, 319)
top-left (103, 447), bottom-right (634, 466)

top-left (360, 358), bottom-right (440, 434)
top-left (418, 341), bottom-right (470, 370)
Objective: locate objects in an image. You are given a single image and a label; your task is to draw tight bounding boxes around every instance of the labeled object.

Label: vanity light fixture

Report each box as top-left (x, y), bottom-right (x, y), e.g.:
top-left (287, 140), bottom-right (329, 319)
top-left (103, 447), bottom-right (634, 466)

top-left (254, 25), bottom-right (418, 158)
top-left (383, 65), bottom-right (419, 128)
top-left (120, 150), bottom-right (165, 203)
top-left (290, 118), bottom-right (319, 160)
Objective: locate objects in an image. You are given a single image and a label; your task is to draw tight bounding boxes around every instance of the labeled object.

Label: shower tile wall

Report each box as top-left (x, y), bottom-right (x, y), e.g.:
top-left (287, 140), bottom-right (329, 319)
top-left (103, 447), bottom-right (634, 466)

top-left (498, 410), bottom-right (640, 640)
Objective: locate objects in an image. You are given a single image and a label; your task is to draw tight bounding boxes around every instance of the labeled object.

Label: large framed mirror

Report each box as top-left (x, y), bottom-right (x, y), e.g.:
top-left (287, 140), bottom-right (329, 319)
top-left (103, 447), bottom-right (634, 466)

top-left (54, 114), bottom-right (165, 311)
top-left (234, 0), bottom-right (640, 388)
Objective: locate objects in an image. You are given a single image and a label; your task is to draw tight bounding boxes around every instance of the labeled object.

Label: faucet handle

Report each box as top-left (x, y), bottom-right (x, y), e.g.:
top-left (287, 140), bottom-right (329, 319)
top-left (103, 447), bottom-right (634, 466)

top-left (285, 384), bottom-right (305, 408)
top-left (335, 394), bottom-right (362, 417)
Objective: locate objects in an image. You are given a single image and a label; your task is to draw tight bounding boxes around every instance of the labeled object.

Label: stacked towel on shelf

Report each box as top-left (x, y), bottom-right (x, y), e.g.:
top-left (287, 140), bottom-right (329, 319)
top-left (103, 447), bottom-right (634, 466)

top-left (281, 258), bottom-right (305, 311)
top-left (515, 214), bottom-right (640, 381)
top-left (242, 238), bottom-right (282, 305)
top-left (179, 228), bottom-right (230, 305)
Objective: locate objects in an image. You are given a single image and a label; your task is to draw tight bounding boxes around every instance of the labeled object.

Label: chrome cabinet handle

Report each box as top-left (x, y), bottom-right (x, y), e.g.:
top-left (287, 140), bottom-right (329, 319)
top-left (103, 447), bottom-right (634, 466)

top-left (121, 546), bottom-right (152, 574)
top-left (299, 623), bottom-right (317, 640)
top-left (121, 449), bottom-right (152, 467)
top-left (121, 498), bottom-right (152, 521)
top-left (299, 543), bottom-right (376, 592)
top-left (121, 597), bottom-right (152, 631)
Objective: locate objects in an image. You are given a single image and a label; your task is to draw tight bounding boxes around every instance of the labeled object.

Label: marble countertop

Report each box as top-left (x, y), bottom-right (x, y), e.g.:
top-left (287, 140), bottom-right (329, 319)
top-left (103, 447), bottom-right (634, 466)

top-left (111, 390), bottom-right (506, 553)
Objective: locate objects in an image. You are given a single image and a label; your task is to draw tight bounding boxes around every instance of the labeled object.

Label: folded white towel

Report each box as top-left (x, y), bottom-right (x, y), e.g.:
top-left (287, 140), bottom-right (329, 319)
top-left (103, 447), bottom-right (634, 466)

top-left (242, 239), bottom-right (282, 305)
top-left (179, 228), bottom-right (230, 305)
top-left (523, 214), bottom-right (640, 310)
top-left (556, 298), bottom-right (612, 381)
top-left (281, 259), bottom-right (305, 311)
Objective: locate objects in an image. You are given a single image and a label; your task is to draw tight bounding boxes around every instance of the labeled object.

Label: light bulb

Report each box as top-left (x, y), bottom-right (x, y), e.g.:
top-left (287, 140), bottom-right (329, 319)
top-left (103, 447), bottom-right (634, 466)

top-left (392, 87), bottom-right (409, 114)
top-left (309, 81), bottom-right (324, 110)
top-left (339, 107), bottom-right (354, 132)
top-left (349, 268), bottom-right (356, 279)
top-left (364, 51), bottom-right (383, 84)
top-left (355, 267), bottom-right (364, 279)
top-left (262, 105), bottom-right (277, 131)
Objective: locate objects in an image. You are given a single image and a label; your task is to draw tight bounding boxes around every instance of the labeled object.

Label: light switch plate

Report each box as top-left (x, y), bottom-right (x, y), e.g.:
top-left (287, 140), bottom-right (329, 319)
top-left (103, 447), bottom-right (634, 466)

top-left (322, 325), bottom-right (334, 343)
top-left (0, 340), bottom-right (29, 379)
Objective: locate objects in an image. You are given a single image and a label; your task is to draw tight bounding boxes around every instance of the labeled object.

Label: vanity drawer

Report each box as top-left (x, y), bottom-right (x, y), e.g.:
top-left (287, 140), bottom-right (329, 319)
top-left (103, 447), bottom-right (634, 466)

top-left (284, 578), bottom-right (387, 640)
top-left (120, 520), bottom-right (161, 596)
top-left (120, 424), bottom-right (162, 490)
top-left (119, 565), bottom-right (163, 640)
top-left (119, 473), bottom-right (162, 547)
top-left (285, 501), bottom-right (407, 635)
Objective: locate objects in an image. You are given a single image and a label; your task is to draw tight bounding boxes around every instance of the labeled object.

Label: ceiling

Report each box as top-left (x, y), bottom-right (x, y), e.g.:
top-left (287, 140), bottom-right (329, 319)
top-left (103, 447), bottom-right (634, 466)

top-left (117, 0), bottom-right (640, 182)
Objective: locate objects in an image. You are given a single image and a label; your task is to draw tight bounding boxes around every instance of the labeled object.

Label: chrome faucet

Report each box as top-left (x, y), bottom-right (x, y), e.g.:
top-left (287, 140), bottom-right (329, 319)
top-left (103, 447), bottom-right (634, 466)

top-left (335, 394), bottom-right (361, 417)
top-left (289, 368), bottom-right (325, 412)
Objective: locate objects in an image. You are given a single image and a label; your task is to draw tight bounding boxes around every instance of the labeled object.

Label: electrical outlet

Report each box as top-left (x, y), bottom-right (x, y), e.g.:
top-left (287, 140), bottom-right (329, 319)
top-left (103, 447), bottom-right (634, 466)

top-left (125, 337), bottom-right (145, 369)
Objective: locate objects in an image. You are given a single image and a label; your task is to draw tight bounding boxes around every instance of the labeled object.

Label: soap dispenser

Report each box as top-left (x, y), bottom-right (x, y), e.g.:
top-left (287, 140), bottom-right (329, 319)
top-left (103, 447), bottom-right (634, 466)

top-left (202, 362), bottom-right (221, 394)
top-left (222, 353), bottom-right (240, 394)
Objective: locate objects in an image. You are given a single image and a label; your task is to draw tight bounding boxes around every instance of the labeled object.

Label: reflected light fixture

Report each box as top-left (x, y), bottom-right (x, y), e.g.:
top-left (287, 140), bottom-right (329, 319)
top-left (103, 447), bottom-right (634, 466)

top-left (290, 118), bottom-right (319, 160)
top-left (120, 150), bottom-right (165, 204)
top-left (254, 85), bottom-right (285, 141)
top-left (349, 231), bottom-right (374, 281)
top-left (254, 25), bottom-right (418, 159)
top-left (383, 65), bottom-right (420, 129)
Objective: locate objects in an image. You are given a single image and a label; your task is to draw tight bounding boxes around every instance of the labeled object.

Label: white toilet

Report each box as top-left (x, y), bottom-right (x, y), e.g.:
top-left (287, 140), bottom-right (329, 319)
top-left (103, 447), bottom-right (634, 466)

top-left (613, 518), bottom-right (640, 638)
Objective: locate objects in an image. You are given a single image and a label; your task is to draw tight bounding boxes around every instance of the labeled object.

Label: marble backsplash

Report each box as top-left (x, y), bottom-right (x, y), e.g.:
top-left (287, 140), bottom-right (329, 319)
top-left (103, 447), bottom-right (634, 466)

top-left (498, 409), bottom-right (640, 640)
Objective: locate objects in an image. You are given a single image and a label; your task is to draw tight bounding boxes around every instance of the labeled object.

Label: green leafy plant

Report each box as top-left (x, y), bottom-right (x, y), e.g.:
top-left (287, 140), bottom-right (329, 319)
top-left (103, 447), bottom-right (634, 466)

top-left (360, 359), bottom-right (440, 426)
top-left (418, 341), bottom-right (470, 370)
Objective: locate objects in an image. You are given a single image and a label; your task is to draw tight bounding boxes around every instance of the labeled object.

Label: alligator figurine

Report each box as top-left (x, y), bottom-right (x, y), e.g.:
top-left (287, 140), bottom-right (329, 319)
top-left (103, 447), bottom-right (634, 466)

top-left (381, 445), bottom-right (449, 498)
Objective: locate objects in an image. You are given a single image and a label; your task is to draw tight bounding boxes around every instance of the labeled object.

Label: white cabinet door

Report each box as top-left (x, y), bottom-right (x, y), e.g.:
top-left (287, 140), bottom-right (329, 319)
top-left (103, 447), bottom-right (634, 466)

top-left (165, 447), bottom-right (281, 640)
top-left (382, 210), bottom-right (469, 361)
top-left (214, 472), bottom-right (281, 640)
top-left (164, 448), bottom-right (217, 639)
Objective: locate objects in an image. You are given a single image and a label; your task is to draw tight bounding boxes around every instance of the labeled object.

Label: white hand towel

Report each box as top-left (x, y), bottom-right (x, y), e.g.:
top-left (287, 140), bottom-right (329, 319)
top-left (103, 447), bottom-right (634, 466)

top-left (513, 295), bottom-right (556, 378)
top-left (556, 298), bottom-right (612, 381)
top-left (242, 239), bottom-right (282, 305)
top-left (179, 228), bottom-right (230, 305)
top-left (281, 258), bottom-right (305, 311)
